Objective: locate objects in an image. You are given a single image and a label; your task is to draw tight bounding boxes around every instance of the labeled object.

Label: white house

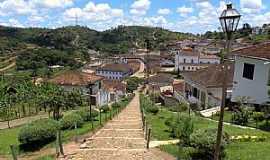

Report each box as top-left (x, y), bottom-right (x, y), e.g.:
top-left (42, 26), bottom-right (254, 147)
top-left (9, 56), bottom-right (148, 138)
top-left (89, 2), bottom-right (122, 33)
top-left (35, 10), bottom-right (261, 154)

top-left (49, 70), bottom-right (110, 106)
top-left (231, 42), bottom-right (270, 105)
top-left (175, 49), bottom-right (220, 72)
top-left (182, 63), bottom-right (234, 110)
top-left (103, 80), bottom-right (127, 102)
top-left (96, 63), bottom-right (133, 80)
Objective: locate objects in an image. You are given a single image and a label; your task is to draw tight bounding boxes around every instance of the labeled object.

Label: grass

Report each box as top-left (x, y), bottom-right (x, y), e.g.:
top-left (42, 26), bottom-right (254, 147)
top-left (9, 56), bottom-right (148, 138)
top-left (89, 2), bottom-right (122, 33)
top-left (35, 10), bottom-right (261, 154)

top-left (226, 141), bottom-right (270, 160)
top-left (143, 100), bottom-right (270, 160)
top-left (0, 127), bottom-right (20, 155)
top-left (146, 109), bottom-right (270, 141)
top-left (36, 155), bottom-right (55, 160)
top-left (211, 111), bottom-right (270, 131)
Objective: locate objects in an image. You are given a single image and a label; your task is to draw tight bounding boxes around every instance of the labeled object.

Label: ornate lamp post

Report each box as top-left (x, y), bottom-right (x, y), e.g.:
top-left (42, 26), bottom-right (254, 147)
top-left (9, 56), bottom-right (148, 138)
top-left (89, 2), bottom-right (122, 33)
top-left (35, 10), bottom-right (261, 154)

top-left (214, 3), bottom-right (241, 160)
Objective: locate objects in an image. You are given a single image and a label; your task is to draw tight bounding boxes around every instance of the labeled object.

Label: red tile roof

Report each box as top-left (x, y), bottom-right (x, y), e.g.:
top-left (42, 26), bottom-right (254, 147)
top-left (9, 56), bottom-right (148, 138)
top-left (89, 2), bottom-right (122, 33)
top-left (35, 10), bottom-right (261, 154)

top-left (173, 81), bottom-right (185, 93)
top-left (49, 70), bottom-right (104, 86)
top-left (182, 63), bottom-right (234, 88)
top-left (232, 42), bottom-right (270, 60)
top-left (102, 80), bottom-right (126, 92)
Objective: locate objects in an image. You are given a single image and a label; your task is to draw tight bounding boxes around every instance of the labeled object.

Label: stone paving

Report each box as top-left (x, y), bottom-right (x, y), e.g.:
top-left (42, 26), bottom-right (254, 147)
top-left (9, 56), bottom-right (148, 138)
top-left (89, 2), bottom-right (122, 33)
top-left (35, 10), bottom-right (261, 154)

top-left (62, 92), bottom-right (175, 160)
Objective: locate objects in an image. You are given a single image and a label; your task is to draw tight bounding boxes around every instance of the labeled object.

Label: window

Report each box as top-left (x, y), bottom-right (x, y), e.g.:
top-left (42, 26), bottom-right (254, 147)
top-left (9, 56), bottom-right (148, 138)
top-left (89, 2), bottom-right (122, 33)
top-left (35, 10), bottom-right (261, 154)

top-left (191, 59), bottom-right (194, 64)
top-left (243, 63), bottom-right (255, 80)
top-left (184, 58), bottom-right (186, 63)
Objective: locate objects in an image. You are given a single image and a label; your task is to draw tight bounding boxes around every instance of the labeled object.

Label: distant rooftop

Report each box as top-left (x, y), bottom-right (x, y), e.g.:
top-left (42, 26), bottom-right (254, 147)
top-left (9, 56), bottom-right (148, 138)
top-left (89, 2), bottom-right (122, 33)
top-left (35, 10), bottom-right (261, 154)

top-left (182, 63), bottom-right (234, 88)
top-left (232, 42), bottom-right (270, 60)
top-left (49, 70), bottom-right (103, 86)
top-left (97, 63), bottom-right (132, 73)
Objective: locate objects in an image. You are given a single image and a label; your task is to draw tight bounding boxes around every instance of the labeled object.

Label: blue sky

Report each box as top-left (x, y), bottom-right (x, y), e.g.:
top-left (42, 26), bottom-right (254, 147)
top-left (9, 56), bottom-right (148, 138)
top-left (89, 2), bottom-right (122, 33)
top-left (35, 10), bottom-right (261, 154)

top-left (0, 0), bottom-right (269, 33)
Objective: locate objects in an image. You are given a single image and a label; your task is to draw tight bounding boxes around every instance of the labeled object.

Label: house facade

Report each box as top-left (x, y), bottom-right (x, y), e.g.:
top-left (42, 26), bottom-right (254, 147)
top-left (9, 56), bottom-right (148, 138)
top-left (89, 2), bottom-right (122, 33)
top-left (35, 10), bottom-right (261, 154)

top-left (103, 80), bottom-right (127, 102)
top-left (175, 49), bottom-right (220, 72)
top-left (182, 63), bottom-right (234, 109)
top-left (96, 63), bottom-right (133, 80)
top-left (49, 70), bottom-right (110, 106)
top-left (147, 73), bottom-right (174, 94)
top-left (231, 43), bottom-right (270, 105)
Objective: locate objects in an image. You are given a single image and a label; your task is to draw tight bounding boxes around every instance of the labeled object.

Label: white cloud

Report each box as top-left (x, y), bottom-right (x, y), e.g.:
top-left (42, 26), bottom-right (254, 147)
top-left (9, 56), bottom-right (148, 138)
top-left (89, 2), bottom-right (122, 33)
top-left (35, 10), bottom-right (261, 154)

top-left (157, 8), bottom-right (171, 15)
top-left (8, 18), bottom-right (24, 27)
top-left (240, 0), bottom-right (263, 14)
top-left (63, 2), bottom-right (123, 23)
top-left (31, 0), bottom-right (74, 9)
top-left (0, 0), bottom-right (36, 16)
top-left (130, 0), bottom-right (151, 16)
top-left (177, 6), bottom-right (193, 17)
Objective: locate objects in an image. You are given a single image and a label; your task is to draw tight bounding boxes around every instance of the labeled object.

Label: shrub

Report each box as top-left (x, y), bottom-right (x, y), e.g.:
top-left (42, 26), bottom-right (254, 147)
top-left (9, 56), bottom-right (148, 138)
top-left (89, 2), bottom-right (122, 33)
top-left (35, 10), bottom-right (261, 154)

top-left (189, 103), bottom-right (201, 111)
top-left (100, 105), bottom-right (110, 113)
top-left (74, 108), bottom-right (98, 121)
top-left (168, 103), bottom-right (189, 112)
top-left (231, 108), bottom-right (251, 125)
top-left (190, 128), bottom-right (229, 160)
top-left (252, 112), bottom-right (265, 122)
top-left (18, 119), bottom-right (59, 150)
top-left (146, 106), bottom-right (159, 114)
top-left (111, 102), bottom-right (121, 109)
top-left (60, 112), bottom-right (83, 130)
top-left (165, 114), bottom-right (194, 143)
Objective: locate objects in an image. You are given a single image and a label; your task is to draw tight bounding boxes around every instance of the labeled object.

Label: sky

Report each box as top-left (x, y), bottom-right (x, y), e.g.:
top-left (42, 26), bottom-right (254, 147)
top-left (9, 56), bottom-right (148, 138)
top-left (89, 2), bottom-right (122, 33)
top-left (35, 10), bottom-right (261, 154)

top-left (0, 0), bottom-right (269, 33)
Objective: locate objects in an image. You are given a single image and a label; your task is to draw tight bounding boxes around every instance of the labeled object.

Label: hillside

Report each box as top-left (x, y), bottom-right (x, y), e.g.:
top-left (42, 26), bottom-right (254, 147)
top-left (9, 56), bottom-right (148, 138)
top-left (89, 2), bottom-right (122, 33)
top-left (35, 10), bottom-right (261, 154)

top-left (0, 25), bottom-right (192, 56)
top-left (0, 25), bottom-right (193, 77)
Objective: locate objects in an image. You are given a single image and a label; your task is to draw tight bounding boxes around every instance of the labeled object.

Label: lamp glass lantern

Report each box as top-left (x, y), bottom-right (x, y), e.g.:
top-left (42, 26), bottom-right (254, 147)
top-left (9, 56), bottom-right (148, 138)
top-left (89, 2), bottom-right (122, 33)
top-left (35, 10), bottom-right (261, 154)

top-left (219, 3), bottom-right (241, 34)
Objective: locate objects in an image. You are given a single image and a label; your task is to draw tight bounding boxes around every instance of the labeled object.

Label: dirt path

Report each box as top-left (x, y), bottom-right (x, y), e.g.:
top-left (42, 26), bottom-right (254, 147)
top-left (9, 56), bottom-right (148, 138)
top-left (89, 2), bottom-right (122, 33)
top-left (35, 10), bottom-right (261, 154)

top-left (132, 61), bottom-right (145, 78)
top-left (0, 62), bottom-right (16, 72)
top-left (0, 114), bottom-right (48, 130)
top-left (61, 92), bottom-right (175, 160)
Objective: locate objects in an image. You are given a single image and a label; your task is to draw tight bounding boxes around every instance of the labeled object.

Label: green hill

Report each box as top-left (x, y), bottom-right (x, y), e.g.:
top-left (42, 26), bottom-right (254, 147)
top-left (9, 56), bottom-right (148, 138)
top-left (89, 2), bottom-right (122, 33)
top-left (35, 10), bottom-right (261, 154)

top-left (0, 25), bottom-right (192, 56)
top-left (0, 25), bottom-right (193, 76)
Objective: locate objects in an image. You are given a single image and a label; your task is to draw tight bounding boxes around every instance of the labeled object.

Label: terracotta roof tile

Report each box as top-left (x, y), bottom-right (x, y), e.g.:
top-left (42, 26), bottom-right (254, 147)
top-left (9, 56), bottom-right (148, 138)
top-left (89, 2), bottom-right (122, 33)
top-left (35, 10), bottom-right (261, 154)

top-left (232, 42), bottom-right (270, 60)
top-left (182, 63), bottom-right (234, 88)
top-left (97, 63), bottom-right (132, 73)
top-left (102, 80), bottom-right (126, 92)
top-left (148, 73), bottom-right (174, 86)
top-left (49, 70), bottom-right (103, 86)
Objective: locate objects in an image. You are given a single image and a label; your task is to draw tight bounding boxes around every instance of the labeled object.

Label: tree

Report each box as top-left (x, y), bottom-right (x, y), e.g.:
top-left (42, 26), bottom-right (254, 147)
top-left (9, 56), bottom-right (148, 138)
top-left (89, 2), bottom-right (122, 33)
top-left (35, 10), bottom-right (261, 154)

top-left (126, 77), bottom-right (143, 93)
top-left (45, 84), bottom-right (66, 120)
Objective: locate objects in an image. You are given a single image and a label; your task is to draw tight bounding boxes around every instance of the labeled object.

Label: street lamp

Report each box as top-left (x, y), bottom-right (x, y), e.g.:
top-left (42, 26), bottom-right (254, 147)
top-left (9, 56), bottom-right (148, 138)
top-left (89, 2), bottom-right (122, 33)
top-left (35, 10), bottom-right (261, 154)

top-left (214, 3), bottom-right (241, 160)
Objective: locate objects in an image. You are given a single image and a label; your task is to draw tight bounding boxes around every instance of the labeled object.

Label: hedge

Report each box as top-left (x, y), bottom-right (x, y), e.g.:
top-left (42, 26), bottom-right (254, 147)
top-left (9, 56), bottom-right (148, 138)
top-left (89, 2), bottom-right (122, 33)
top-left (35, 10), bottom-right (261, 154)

top-left (60, 112), bottom-right (84, 130)
top-left (74, 108), bottom-right (99, 121)
top-left (18, 119), bottom-right (59, 149)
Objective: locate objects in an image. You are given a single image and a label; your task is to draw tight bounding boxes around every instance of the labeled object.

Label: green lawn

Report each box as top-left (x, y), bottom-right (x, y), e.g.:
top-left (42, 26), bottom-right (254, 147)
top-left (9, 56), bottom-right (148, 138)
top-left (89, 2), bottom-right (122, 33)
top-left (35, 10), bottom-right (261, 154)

top-left (145, 108), bottom-right (270, 160)
top-left (146, 109), bottom-right (270, 140)
top-left (211, 111), bottom-right (270, 131)
top-left (0, 127), bottom-right (20, 155)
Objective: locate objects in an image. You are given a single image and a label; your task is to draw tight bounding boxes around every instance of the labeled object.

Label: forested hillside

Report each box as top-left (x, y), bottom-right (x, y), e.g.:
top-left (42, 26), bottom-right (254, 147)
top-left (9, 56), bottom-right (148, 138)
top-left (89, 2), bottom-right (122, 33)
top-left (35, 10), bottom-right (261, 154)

top-left (0, 25), bottom-right (192, 56)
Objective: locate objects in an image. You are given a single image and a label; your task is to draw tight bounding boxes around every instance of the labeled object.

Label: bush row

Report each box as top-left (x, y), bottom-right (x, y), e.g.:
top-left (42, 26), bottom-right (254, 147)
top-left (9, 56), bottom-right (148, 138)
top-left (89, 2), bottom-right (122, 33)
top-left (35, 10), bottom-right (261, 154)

top-left (165, 114), bottom-right (229, 160)
top-left (19, 108), bottom-right (101, 148)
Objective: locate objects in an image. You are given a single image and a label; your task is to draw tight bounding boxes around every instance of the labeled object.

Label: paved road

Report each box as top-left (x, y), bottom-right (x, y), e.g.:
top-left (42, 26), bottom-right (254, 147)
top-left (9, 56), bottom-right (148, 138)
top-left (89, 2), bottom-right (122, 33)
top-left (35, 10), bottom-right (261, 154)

top-left (62, 92), bottom-right (175, 160)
